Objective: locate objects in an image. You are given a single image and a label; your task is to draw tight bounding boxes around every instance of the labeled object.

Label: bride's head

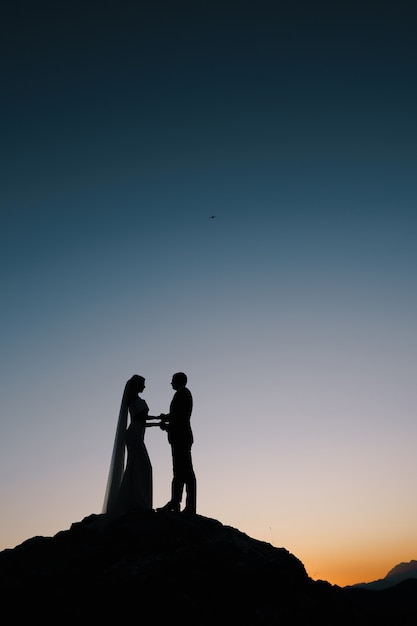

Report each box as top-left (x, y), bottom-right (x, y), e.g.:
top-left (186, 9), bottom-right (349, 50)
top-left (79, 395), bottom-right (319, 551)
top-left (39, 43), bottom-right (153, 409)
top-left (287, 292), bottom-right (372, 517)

top-left (124, 374), bottom-right (145, 398)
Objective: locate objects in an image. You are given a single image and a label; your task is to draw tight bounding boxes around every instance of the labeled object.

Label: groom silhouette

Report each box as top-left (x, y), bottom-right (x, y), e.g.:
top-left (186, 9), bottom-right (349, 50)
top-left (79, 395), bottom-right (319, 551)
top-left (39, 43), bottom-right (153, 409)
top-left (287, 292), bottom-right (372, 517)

top-left (157, 372), bottom-right (196, 515)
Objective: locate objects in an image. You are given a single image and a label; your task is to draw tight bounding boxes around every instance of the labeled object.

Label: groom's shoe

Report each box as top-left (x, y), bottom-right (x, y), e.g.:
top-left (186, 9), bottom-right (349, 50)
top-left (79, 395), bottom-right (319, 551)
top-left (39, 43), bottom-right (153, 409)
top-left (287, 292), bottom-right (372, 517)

top-left (156, 502), bottom-right (180, 513)
top-left (181, 507), bottom-right (196, 516)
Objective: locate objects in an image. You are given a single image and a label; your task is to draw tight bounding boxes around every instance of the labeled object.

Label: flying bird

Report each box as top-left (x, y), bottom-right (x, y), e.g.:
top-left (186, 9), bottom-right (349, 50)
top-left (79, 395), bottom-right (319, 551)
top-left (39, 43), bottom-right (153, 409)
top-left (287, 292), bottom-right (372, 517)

top-left (209, 215), bottom-right (216, 219)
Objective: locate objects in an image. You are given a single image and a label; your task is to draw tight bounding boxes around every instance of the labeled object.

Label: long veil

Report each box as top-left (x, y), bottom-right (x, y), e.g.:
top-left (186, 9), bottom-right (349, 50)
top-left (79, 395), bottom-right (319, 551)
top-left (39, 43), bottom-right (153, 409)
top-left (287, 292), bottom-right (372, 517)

top-left (102, 381), bottom-right (129, 514)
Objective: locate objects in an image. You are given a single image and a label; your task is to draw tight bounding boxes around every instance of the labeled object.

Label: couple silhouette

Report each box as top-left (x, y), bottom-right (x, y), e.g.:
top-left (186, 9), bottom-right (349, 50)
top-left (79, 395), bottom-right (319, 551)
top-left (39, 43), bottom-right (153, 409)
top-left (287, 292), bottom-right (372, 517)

top-left (102, 372), bottom-right (196, 517)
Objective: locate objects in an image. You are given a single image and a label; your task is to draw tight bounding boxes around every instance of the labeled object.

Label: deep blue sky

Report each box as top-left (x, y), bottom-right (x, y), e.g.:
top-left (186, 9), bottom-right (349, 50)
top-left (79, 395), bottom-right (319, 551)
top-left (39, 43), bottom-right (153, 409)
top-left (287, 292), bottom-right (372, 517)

top-left (1, 1), bottom-right (417, 586)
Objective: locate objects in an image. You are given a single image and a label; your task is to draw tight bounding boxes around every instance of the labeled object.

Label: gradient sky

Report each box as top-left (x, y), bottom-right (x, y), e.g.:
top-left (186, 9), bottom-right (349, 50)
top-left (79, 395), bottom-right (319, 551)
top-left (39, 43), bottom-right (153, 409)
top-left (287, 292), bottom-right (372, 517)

top-left (1, 0), bottom-right (417, 587)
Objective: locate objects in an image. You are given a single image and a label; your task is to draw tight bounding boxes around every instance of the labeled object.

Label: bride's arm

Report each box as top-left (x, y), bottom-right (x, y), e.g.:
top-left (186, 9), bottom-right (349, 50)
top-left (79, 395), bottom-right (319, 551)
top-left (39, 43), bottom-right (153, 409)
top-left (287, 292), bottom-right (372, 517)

top-left (145, 415), bottom-right (162, 426)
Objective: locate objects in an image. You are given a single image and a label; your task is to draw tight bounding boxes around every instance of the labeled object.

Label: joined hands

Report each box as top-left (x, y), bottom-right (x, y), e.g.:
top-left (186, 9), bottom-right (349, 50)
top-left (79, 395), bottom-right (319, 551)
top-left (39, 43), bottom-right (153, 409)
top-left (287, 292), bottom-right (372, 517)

top-left (159, 413), bottom-right (169, 431)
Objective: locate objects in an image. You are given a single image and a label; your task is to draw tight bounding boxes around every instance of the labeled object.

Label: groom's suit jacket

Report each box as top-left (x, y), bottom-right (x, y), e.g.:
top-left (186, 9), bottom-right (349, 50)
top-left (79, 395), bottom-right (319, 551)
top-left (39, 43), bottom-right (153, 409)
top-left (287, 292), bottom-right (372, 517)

top-left (166, 387), bottom-right (193, 447)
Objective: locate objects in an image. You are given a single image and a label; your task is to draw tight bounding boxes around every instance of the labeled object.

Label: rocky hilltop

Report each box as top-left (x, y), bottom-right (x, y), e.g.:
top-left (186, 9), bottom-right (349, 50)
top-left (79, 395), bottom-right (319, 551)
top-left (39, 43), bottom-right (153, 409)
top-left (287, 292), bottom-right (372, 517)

top-left (0, 511), bottom-right (416, 624)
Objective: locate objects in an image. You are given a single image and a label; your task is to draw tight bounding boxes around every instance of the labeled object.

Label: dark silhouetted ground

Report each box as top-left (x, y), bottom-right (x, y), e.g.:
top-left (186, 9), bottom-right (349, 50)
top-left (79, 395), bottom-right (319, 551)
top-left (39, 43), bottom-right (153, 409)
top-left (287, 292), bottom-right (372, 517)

top-left (1, 512), bottom-right (416, 624)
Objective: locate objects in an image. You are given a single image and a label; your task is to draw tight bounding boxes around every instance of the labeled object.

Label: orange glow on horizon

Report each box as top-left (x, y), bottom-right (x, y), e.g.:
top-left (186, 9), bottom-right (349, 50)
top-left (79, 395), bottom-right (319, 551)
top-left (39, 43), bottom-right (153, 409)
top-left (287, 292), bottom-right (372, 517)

top-left (302, 549), bottom-right (417, 588)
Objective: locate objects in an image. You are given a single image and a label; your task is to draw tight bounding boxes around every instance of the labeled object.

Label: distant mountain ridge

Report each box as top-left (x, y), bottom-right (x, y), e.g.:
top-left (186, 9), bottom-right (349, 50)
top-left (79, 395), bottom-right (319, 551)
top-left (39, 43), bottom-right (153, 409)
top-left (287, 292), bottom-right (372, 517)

top-left (347, 559), bottom-right (417, 591)
top-left (386, 559), bottom-right (417, 579)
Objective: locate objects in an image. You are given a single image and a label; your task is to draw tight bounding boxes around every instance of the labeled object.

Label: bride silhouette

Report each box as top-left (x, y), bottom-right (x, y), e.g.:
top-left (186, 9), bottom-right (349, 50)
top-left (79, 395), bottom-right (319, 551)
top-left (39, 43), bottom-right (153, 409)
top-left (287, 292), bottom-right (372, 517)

top-left (102, 375), bottom-right (160, 515)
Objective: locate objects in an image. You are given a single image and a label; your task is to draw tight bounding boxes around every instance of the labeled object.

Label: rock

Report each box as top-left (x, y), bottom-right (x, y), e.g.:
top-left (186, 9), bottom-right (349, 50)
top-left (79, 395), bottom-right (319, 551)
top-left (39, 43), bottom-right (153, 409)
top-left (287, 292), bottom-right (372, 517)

top-left (1, 511), bottom-right (416, 624)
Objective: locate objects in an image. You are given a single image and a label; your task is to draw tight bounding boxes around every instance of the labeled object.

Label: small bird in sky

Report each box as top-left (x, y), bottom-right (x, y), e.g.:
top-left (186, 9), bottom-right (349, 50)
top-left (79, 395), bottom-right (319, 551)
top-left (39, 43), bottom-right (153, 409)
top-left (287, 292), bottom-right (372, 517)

top-left (209, 215), bottom-right (216, 219)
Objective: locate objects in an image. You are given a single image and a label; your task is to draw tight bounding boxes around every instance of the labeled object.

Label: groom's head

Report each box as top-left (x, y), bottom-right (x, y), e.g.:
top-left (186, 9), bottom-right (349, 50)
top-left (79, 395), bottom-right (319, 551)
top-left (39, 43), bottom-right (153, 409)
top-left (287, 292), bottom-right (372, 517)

top-left (171, 372), bottom-right (187, 390)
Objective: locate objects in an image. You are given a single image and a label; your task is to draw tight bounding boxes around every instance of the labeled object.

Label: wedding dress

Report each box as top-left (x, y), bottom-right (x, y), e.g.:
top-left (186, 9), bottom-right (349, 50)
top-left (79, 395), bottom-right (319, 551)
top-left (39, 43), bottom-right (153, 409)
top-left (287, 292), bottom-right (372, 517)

top-left (102, 382), bottom-right (153, 515)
